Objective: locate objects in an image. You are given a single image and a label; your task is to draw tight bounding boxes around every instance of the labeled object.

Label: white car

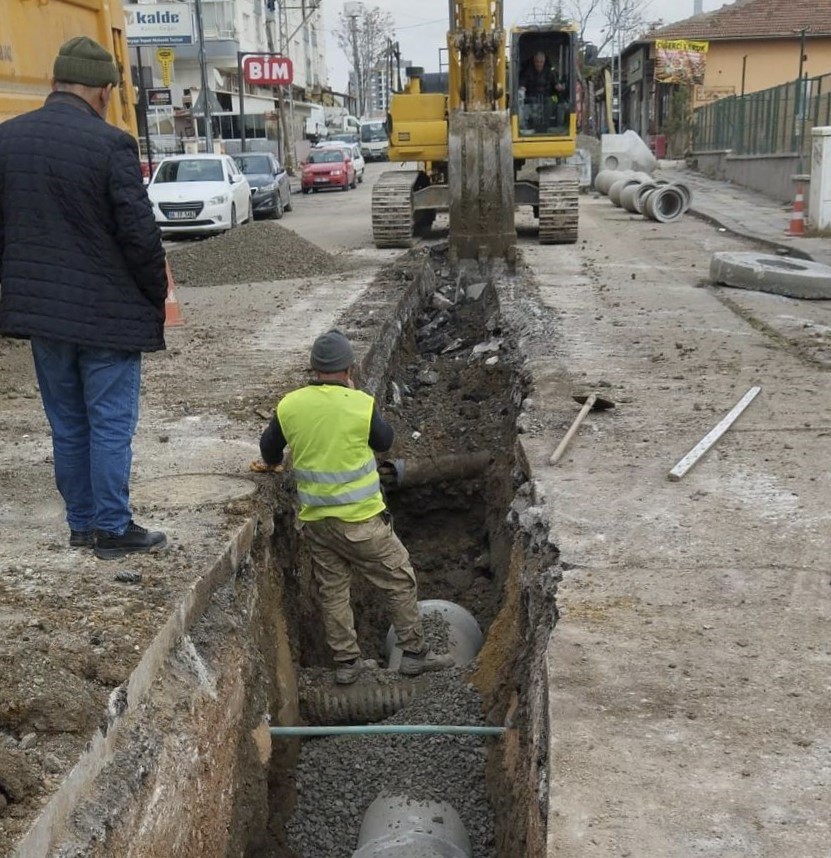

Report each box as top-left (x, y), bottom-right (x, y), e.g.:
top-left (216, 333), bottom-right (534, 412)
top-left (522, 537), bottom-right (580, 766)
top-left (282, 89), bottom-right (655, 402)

top-left (313, 140), bottom-right (365, 183)
top-left (147, 154), bottom-right (253, 236)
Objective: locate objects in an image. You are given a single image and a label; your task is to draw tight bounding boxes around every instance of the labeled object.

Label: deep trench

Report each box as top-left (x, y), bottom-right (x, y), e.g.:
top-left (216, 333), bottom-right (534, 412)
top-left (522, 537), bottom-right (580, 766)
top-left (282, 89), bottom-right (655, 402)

top-left (248, 253), bottom-right (561, 858)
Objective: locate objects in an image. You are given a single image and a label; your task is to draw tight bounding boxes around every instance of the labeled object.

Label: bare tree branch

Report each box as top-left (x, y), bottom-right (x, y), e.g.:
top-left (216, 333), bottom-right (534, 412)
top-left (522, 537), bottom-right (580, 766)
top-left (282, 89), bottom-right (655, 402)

top-left (334, 4), bottom-right (395, 116)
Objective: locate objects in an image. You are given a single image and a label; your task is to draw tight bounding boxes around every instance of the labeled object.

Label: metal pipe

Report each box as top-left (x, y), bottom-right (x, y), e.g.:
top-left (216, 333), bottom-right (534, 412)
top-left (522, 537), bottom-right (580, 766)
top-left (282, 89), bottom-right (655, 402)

top-left (269, 724), bottom-right (505, 737)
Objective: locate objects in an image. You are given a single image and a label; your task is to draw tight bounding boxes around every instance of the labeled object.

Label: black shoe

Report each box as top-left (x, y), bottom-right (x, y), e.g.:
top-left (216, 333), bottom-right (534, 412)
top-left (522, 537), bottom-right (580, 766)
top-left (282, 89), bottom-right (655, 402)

top-left (69, 529), bottom-right (96, 548)
top-left (94, 521), bottom-right (167, 560)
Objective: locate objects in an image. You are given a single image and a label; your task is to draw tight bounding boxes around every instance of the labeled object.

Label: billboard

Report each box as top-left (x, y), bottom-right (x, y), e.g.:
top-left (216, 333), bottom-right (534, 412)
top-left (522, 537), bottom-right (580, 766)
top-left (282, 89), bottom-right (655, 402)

top-left (655, 39), bottom-right (709, 84)
top-left (126, 3), bottom-right (194, 46)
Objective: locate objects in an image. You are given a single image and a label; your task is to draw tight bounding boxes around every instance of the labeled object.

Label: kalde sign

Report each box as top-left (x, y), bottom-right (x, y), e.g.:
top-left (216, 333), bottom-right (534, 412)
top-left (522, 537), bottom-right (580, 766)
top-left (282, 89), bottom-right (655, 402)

top-left (242, 55), bottom-right (294, 86)
top-left (126, 3), bottom-right (194, 46)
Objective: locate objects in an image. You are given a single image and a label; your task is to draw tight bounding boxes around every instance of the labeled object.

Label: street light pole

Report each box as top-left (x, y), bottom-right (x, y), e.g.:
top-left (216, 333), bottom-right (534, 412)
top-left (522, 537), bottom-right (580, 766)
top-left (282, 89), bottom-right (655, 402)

top-left (194, 0), bottom-right (213, 152)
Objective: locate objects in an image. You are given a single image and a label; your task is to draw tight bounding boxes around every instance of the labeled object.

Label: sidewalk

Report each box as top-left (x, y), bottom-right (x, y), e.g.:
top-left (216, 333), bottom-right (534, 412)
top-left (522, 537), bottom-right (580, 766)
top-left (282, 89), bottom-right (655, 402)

top-left (656, 164), bottom-right (831, 267)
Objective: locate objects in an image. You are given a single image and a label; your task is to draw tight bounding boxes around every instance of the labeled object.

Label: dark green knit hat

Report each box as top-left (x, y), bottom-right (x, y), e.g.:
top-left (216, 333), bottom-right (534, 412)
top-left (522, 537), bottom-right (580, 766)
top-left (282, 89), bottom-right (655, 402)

top-left (53, 36), bottom-right (119, 87)
top-left (310, 330), bottom-right (354, 372)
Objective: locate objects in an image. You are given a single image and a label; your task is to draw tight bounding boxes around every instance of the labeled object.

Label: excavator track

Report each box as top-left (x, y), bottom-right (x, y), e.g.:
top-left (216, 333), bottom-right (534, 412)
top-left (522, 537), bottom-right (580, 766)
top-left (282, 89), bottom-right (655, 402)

top-left (371, 171), bottom-right (421, 248)
top-left (538, 166), bottom-right (579, 244)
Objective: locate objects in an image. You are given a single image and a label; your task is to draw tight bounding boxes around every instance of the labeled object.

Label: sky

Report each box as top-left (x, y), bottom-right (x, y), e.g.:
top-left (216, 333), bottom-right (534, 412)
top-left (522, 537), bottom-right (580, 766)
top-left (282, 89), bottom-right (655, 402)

top-left (322, 0), bottom-right (727, 92)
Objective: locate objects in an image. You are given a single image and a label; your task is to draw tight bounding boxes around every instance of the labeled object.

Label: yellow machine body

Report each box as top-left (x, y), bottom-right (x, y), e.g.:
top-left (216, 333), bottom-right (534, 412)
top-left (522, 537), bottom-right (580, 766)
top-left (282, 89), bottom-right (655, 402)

top-left (376, 9), bottom-right (581, 255)
top-left (0, 0), bottom-right (137, 136)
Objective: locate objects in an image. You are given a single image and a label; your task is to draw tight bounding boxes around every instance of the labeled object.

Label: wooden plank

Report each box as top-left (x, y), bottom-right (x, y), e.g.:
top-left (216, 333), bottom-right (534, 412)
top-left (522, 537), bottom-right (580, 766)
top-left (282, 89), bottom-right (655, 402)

top-left (668, 386), bottom-right (761, 481)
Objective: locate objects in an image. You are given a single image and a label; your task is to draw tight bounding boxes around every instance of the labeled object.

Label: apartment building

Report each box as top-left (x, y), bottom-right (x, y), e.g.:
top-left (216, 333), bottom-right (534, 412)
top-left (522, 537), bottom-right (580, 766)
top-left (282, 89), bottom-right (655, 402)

top-left (129, 0), bottom-right (327, 155)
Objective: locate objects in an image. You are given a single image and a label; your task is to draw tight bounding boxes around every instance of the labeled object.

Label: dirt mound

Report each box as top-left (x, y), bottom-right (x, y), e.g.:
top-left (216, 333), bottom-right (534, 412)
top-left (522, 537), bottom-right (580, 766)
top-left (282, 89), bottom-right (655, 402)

top-left (168, 221), bottom-right (346, 287)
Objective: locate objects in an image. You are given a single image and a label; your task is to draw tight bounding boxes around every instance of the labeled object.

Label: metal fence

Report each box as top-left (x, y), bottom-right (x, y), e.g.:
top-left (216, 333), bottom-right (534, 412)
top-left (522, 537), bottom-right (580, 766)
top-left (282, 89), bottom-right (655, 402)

top-left (693, 72), bottom-right (831, 158)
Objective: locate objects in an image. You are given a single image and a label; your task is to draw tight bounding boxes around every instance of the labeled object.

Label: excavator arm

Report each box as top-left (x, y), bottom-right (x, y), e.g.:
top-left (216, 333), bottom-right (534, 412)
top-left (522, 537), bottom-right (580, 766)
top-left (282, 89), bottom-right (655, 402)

top-left (446, 0), bottom-right (516, 264)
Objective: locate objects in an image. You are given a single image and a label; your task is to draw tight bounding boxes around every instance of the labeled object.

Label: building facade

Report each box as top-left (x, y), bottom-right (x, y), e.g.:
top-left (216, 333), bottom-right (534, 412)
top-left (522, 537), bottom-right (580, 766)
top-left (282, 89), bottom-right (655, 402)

top-left (128, 0), bottom-right (327, 164)
top-left (618, 0), bottom-right (831, 148)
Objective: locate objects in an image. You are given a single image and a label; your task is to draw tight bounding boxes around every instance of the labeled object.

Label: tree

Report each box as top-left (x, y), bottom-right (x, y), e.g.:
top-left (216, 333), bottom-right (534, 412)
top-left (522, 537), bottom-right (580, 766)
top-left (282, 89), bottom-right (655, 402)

top-left (334, 4), bottom-right (395, 117)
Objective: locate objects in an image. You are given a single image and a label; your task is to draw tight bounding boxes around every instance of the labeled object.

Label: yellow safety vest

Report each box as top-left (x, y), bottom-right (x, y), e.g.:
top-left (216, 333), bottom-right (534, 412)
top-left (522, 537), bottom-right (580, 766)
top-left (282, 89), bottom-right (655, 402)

top-left (277, 385), bottom-right (385, 522)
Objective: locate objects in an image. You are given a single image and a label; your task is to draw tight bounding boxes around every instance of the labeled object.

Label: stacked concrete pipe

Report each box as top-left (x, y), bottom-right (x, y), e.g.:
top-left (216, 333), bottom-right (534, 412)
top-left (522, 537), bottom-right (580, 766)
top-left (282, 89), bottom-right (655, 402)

top-left (643, 184), bottom-right (687, 223)
top-left (353, 794), bottom-right (472, 857)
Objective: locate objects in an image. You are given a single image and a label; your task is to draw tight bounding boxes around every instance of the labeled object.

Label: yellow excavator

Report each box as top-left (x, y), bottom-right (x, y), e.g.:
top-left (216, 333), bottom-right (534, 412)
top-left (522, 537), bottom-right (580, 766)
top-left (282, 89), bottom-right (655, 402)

top-left (371, 0), bottom-right (579, 262)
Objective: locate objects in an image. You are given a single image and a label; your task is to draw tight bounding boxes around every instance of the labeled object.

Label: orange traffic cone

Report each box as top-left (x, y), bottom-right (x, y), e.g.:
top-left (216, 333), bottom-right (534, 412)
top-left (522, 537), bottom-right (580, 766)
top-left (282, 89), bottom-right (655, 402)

top-left (164, 258), bottom-right (184, 327)
top-left (785, 182), bottom-right (806, 236)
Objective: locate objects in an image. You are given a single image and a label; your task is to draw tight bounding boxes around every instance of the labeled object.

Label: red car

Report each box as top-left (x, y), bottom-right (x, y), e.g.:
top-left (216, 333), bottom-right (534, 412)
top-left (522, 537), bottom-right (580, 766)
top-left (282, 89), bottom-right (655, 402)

top-left (301, 148), bottom-right (356, 193)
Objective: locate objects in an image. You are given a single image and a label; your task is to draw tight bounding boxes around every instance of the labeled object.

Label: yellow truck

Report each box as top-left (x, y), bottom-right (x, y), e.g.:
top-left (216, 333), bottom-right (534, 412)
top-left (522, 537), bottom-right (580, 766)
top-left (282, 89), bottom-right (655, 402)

top-left (0, 0), bottom-right (137, 135)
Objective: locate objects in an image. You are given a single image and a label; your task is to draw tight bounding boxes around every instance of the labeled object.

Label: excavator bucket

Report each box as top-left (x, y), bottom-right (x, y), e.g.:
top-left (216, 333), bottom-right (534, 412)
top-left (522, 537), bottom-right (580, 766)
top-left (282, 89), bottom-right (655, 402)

top-left (448, 110), bottom-right (516, 264)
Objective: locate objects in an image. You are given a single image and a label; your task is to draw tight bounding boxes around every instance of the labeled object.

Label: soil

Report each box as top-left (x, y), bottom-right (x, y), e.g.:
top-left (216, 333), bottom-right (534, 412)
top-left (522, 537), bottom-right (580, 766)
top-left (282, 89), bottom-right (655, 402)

top-left (167, 221), bottom-right (348, 288)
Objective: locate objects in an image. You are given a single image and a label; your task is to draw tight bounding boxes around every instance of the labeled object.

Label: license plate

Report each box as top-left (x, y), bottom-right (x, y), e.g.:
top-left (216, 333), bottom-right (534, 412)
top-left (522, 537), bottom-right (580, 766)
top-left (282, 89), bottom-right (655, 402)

top-left (167, 210), bottom-right (197, 220)
top-left (314, 177), bottom-right (328, 183)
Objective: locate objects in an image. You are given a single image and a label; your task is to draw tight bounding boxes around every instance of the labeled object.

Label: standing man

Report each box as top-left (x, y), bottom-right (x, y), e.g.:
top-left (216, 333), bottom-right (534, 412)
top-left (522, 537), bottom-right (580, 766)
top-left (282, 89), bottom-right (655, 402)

top-left (0, 37), bottom-right (168, 559)
top-left (259, 330), bottom-right (455, 685)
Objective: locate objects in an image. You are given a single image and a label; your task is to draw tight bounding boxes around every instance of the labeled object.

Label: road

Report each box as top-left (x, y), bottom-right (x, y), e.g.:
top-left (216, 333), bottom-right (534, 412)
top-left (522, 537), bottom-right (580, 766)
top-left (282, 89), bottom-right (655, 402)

top-left (2, 168), bottom-right (831, 856)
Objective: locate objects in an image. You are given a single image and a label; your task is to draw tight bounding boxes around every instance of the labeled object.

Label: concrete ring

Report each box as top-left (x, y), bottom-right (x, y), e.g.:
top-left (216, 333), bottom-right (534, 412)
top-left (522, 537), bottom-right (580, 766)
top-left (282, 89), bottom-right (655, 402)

top-left (709, 252), bottom-right (831, 300)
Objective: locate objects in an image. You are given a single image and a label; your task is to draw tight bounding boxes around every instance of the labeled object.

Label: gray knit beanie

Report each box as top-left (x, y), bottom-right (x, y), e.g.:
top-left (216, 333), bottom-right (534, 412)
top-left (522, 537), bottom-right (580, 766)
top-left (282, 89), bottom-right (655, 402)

top-left (310, 330), bottom-right (354, 373)
top-left (53, 36), bottom-right (119, 88)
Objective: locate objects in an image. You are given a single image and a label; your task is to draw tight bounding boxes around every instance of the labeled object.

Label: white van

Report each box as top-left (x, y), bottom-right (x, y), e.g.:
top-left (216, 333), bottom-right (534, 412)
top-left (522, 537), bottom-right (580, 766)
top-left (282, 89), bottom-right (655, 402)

top-left (359, 120), bottom-right (388, 161)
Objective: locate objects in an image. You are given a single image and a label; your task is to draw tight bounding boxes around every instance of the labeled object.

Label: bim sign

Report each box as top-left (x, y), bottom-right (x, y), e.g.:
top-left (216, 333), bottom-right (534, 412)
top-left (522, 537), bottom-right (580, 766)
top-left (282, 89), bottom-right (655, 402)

top-left (243, 55), bottom-right (294, 86)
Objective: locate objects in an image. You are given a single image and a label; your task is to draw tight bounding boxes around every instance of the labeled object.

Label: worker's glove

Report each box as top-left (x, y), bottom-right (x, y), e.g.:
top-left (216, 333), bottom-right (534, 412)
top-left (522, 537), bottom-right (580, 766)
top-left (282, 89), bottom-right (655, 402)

top-left (518, 87), bottom-right (526, 102)
top-left (551, 94), bottom-right (559, 105)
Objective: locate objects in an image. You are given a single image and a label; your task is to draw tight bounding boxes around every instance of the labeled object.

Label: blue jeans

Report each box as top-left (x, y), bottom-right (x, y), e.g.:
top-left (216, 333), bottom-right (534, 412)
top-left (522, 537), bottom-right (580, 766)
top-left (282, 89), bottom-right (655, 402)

top-left (31, 338), bottom-right (141, 535)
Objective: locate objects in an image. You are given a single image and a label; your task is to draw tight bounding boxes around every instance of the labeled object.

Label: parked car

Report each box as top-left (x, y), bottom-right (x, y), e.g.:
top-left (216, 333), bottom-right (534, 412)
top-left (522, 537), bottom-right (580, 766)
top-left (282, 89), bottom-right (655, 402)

top-left (233, 152), bottom-right (292, 219)
top-left (327, 131), bottom-right (359, 146)
top-left (147, 154), bottom-right (252, 236)
top-left (314, 140), bottom-right (365, 183)
top-left (301, 147), bottom-right (356, 193)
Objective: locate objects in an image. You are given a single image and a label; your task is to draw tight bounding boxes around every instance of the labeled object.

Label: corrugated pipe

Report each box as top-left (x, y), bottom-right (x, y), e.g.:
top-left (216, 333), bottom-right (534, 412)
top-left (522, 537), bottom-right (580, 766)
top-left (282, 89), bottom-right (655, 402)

top-left (353, 794), bottom-right (473, 857)
top-left (386, 600), bottom-right (484, 672)
top-left (300, 677), bottom-right (428, 726)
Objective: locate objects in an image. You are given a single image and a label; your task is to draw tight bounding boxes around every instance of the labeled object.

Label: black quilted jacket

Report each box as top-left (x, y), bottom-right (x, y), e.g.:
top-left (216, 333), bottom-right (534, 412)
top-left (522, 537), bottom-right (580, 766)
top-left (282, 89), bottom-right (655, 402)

top-left (0, 92), bottom-right (167, 352)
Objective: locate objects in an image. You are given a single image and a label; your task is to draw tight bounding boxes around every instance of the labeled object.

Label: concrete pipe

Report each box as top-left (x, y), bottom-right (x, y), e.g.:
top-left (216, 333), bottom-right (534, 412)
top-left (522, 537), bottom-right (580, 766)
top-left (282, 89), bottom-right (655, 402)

top-left (594, 169), bottom-right (624, 195)
top-left (619, 182), bottom-right (645, 213)
top-left (643, 185), bottom-right (686, 223)
top-left (386, 600), bottom-right (483, 671)
top-left (609, 176), bottom-right (642, 208)
top-left (632, 182), bottom-right (659, 215)
top-left (670, 181), bottom-right (692, 211)
top-left (353, 794), bottom-right (472, 857)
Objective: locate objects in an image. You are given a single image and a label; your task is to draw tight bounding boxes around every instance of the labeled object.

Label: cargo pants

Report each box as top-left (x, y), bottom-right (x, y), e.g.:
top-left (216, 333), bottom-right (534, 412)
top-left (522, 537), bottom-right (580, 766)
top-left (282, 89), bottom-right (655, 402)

top-left (302, 513), bottom-right (425, 663)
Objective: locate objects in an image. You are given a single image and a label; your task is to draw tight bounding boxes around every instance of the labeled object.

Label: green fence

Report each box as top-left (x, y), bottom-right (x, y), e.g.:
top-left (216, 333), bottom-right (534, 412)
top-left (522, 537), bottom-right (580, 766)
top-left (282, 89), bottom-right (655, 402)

top-left (693, 72), bottom-right (831, 157)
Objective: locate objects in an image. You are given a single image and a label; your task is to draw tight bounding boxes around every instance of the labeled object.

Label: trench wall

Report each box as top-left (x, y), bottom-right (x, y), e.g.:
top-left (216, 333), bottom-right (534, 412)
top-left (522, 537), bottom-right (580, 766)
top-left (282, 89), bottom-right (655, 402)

top-left (15, 251), bottom-right (562, 857)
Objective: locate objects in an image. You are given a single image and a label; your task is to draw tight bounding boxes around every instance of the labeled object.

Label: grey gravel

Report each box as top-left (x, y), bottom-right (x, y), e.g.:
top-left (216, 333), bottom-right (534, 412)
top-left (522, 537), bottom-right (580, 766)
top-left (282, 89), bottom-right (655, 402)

top-left (287, 652), bottom-right (496, 858)
top-left (168, 221), bottom-right (345, 287)
top-left (289, 617), bottom-right (493, 857)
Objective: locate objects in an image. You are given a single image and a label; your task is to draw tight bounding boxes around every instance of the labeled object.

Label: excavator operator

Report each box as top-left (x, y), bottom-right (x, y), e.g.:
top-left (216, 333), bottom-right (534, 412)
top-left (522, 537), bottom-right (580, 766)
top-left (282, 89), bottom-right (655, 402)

top-left (518, 51), bottom-right (568, 132)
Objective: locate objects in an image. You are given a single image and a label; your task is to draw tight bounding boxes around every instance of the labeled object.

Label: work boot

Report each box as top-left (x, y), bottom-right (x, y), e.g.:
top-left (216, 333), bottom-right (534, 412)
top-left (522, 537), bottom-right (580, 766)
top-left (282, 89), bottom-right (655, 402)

top-left (399, 647), bottom-right (455, 677)
top-left (69, 529), bottom-right (95, 548)
top-left (94, 521), bottom-right (167, 560)
top-left (334, 657), bottom-right (377, 685)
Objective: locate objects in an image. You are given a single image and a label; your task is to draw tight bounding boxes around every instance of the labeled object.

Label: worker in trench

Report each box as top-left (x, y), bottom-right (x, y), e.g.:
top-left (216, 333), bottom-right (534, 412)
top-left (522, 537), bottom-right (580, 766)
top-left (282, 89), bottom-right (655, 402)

top-left (259, 330), bottom-right (455, 685)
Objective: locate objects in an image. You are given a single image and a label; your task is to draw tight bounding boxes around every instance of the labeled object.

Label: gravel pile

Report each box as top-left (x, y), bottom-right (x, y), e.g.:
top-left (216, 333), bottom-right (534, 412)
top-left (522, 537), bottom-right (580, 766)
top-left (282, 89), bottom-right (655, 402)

top-left (286, 666), bottom-right (496, 857)
top-left (168, 221), bottom-right (345, 287)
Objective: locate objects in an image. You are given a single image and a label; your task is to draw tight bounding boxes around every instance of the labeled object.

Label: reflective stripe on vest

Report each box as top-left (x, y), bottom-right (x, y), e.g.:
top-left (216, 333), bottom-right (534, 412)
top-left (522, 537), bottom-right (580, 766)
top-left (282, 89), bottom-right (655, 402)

top-left (298, 475), bottom-right (381, 507)
top-left (293, 456), bottom-right (377, 485)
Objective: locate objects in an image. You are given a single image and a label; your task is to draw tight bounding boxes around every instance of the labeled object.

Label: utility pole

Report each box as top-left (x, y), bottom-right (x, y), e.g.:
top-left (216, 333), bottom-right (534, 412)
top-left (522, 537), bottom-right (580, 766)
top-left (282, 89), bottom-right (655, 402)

top-left (348, 12), bottom-right (362, 117)
top-left (193, 0), bottom-right (213, 152)
top-left (793, 26), bottom-right (810, 163)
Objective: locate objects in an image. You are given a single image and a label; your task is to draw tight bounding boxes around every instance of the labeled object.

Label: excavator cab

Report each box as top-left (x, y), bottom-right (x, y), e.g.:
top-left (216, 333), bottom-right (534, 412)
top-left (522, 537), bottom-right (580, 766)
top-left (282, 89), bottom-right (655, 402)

top-left (511, 27), bottom-right (576, 139)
